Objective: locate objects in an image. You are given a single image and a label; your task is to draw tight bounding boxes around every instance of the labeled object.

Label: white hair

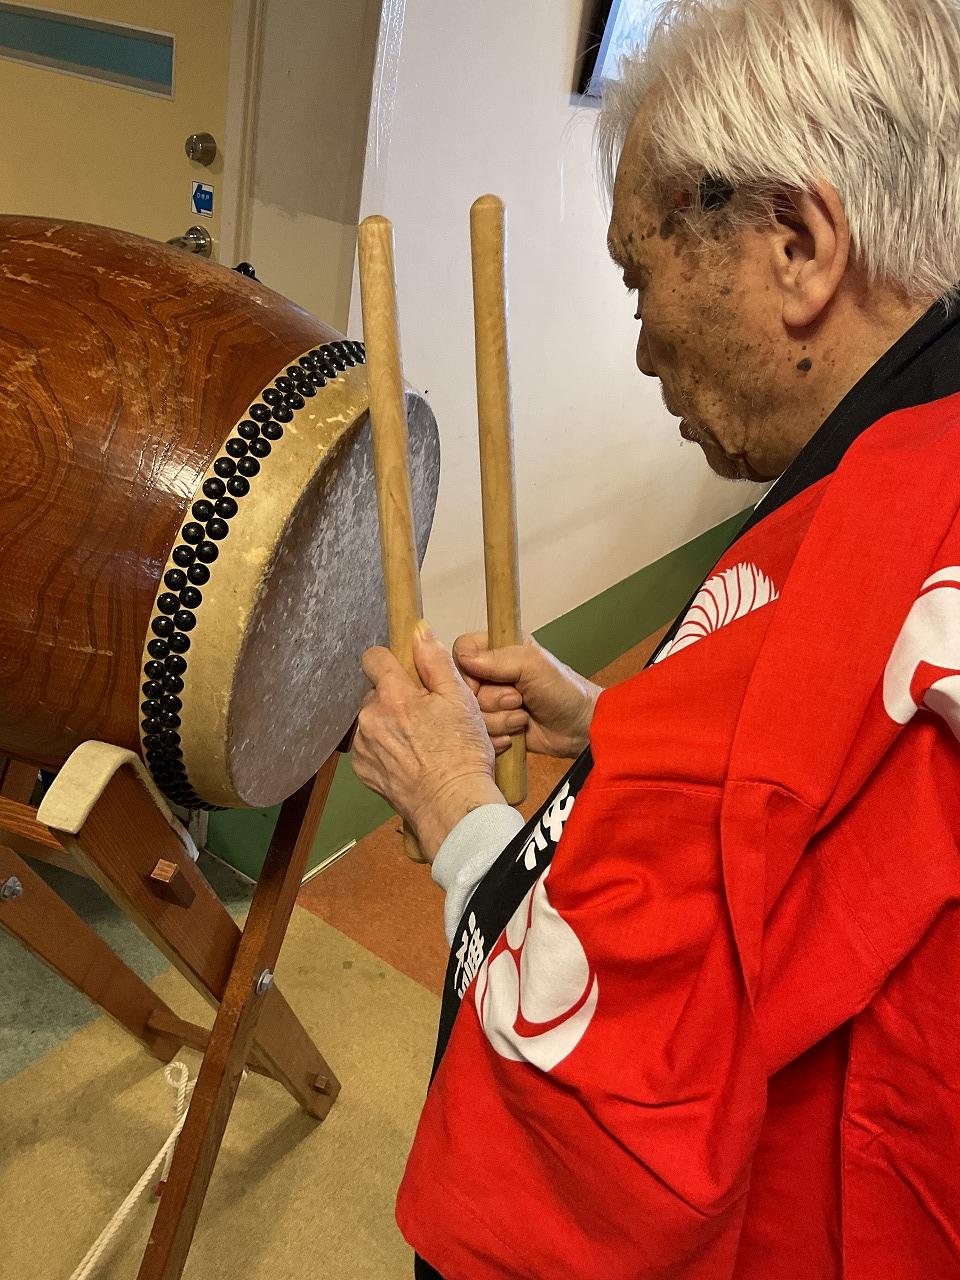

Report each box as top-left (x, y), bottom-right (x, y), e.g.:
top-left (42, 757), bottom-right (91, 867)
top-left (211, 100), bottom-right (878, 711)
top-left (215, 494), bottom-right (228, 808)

top-left (598, 0), bottom-right (960, 300)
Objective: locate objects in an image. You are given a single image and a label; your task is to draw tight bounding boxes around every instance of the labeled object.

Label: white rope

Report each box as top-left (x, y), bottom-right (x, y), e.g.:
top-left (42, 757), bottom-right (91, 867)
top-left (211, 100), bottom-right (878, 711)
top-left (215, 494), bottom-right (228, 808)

top-left (68, 1061), bottom-right (195, 1280)
top-left (158, 1060), bottom-right (192, 1185)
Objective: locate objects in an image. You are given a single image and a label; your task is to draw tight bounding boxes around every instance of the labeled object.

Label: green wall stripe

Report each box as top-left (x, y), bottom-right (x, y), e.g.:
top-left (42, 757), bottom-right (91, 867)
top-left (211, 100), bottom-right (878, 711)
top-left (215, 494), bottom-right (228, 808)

top-left (206, 509), bottom-right (752, 881)
top-left (209, 765), bottom-right (393, 884)
top-left (534, 509), bottom-right (750, 676)
top-left (0, 5), bottom-right (174, 95)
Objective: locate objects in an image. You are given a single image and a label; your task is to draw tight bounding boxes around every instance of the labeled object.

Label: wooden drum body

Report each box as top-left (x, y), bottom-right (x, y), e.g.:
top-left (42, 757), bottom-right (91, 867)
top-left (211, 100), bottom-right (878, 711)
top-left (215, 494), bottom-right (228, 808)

top-left (0, 218), bottom-right (440, 810)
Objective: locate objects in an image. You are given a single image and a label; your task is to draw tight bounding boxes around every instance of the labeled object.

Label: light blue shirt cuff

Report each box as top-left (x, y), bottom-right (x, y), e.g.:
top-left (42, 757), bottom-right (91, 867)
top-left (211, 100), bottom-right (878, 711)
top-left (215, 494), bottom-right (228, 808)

top-left (431, 803), bottom-right (526, 944)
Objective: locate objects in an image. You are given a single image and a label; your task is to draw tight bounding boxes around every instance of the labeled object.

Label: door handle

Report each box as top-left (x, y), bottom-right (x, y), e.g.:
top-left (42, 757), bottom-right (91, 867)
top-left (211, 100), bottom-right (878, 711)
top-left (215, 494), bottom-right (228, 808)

top-left (166, 226), bottom-right (213, 258)
top-left (185, 132), bottom-right (217, 166)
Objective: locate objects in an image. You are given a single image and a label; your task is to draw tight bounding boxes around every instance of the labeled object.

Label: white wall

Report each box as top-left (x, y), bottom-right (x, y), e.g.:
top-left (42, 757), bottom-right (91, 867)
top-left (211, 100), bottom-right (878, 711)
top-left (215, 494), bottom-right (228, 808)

top-left (349, 0), bottom-right (763, 643)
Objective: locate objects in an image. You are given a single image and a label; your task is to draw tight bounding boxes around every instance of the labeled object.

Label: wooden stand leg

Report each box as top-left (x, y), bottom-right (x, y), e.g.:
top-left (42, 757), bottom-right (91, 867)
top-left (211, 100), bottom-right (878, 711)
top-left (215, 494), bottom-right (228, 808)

top-left (0, 794), bottom-right (87, 875)
top-left (0, 755), bottom-right (39, 805)
top-left (137, 758), bottom-right (340, 1280)
top-left (8, 742), bottom-right (343, 1280)
top-left (41, 756), bottom-right (338, 1118)
top-left (0, 844), bottom-right (190, 1063)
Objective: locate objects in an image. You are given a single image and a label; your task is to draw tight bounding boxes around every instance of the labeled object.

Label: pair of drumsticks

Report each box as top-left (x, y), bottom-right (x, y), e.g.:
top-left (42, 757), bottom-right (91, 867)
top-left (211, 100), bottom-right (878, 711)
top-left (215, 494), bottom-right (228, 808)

top-left (357, 197), bottom-right (526, 862)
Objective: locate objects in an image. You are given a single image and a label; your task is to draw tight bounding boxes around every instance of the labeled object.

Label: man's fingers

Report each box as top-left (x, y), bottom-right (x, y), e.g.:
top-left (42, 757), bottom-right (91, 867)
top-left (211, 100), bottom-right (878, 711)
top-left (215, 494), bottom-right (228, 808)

top-left (361, 647), bottom-right (422, 705)
top-left (483, 709), bottom-right (528, 739)
top-left (413, 622), bottom-right (466, 695)
top-left (452, 635), bottom-right (483, 694)
top-left (361, 646), bottom-right (409, 686)
top-left (454, 641), bottom-right (527, 686)
top-left (452, 632), bottom-right (489, 668)
top-left (491, 735), bottom-right (512, 755)
top-left (477, 684), bottom-right (522, 714)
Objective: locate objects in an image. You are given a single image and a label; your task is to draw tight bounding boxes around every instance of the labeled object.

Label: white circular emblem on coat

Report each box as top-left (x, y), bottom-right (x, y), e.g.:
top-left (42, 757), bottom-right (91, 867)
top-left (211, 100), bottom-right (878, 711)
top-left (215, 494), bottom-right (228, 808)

top-left (475, 863), bottom-right (599, 1072)
top-left (884, 568), bottom-right (960, 739)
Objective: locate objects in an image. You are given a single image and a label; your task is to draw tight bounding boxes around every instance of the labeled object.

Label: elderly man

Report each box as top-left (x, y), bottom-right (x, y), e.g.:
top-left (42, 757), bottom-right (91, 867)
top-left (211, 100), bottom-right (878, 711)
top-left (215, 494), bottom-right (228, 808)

top-left (353, 1), bottom-right (960, 1276)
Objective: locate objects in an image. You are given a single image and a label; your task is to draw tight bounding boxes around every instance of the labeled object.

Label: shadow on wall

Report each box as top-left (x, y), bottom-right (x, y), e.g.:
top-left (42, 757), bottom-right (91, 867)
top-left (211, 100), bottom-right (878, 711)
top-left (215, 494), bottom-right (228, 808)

top-left (246, 0), bottom-right (382, 326)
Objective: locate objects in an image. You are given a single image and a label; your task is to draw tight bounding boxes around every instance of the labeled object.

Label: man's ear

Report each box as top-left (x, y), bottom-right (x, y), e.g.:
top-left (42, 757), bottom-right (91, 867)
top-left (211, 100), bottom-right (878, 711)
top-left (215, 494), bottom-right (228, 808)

top-left (768, 182), bottom-right (850, 329)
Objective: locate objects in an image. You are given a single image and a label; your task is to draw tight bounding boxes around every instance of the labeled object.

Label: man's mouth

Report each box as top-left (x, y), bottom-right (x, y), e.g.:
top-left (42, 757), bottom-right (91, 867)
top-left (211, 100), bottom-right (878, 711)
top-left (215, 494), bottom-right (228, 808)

top-left (679, 419), bottom-right (700, 442)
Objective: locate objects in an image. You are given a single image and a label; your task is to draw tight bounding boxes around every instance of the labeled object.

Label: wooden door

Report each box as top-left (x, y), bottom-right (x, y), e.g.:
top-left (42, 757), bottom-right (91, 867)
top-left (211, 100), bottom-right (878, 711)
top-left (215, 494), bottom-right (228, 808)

top-left (0, 0), bottom-right (249, 262)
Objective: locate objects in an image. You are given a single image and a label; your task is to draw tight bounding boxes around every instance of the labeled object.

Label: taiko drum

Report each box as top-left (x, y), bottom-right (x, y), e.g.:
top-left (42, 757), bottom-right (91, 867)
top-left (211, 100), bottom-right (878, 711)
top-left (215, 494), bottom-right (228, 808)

top-left (0, 217), bottom-right (440, 809)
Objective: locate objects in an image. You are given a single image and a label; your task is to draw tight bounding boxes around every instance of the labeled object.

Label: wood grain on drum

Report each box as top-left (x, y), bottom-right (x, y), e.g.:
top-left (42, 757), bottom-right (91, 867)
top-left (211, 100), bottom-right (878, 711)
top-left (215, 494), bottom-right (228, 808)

top-left (0, 217), bottom-right (339, 771)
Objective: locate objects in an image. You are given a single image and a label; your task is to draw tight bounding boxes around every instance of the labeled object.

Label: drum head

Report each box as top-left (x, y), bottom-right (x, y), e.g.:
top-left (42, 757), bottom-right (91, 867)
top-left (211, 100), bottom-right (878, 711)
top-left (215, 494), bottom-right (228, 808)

top-left (142, 358), bottom-right (440, 809)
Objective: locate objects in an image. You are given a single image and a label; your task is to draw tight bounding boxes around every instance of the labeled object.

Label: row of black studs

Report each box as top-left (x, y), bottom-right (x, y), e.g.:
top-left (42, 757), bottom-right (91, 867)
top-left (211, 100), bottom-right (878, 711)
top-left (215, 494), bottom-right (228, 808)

top-left (140, 340), bottom-right (366, 810)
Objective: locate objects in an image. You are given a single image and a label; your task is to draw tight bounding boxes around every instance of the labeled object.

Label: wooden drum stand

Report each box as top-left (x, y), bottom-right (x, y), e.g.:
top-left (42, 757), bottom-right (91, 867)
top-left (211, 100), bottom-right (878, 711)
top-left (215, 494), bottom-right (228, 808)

top-left (0, 741), bottom-right (344, 1280)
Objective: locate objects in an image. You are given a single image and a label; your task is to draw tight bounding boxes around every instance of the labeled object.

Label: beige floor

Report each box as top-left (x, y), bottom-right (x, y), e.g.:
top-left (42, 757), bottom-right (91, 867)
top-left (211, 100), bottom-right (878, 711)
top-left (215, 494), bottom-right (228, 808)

top-left (0, 910), bottom-right (438, 1279)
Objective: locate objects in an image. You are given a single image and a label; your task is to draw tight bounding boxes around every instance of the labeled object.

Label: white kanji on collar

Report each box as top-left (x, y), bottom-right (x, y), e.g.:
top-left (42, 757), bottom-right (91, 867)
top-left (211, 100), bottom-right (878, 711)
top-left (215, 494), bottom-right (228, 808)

top-left (516, 781), bottom-right (576, 872)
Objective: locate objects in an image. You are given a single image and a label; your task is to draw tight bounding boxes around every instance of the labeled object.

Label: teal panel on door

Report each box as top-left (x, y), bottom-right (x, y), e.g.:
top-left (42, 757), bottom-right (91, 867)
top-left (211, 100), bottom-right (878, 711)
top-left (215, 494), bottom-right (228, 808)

top-left (0, 4), bottom-right (174, 96)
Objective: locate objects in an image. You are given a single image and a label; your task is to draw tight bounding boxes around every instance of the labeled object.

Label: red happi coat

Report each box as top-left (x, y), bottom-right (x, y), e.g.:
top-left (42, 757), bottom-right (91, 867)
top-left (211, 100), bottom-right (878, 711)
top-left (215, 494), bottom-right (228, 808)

top-left (398, 395), bottom-right (960, 1278)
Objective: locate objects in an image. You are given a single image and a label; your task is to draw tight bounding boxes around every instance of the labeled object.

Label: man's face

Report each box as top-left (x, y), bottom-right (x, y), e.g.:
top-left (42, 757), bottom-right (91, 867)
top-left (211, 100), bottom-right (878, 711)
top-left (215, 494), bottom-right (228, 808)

top-left (607, 115), bottom-right (797, 482)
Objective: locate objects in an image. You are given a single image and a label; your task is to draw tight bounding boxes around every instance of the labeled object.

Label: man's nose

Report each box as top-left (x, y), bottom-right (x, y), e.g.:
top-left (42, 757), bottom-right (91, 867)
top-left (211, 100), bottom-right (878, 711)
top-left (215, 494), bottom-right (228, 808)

top-left (636, 329), bottom-right (657, 378)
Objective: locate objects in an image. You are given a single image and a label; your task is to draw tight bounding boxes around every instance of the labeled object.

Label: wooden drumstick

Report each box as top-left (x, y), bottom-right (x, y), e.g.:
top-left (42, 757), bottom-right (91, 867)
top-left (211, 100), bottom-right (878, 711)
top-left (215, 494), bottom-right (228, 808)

top-left (470, 195), bottom-right (527, 806)
top-left (358, 215), bottom-right (426, 864)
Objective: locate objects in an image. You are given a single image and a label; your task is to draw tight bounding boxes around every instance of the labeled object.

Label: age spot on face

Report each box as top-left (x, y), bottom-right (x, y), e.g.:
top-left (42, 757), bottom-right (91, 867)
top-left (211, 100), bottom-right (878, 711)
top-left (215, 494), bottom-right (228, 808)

top-left (659, 216), bottom-right (677, 240)
top-left (796, 358), bottom-right (813, 373)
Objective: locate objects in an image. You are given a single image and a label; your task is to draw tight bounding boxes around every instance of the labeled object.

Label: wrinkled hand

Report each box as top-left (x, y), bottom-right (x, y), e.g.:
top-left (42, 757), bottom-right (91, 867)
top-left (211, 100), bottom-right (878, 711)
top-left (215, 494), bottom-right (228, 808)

top-left (352, 623), bottom-right (505, 863)
top-left (453, 632), bottom-right (601, 759)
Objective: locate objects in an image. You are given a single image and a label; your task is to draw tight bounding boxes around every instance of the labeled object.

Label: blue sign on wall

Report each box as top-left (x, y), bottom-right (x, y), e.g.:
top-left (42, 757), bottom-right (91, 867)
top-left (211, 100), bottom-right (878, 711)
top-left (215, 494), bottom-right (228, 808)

top-left (191, 182), bottom-right (214, 218)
